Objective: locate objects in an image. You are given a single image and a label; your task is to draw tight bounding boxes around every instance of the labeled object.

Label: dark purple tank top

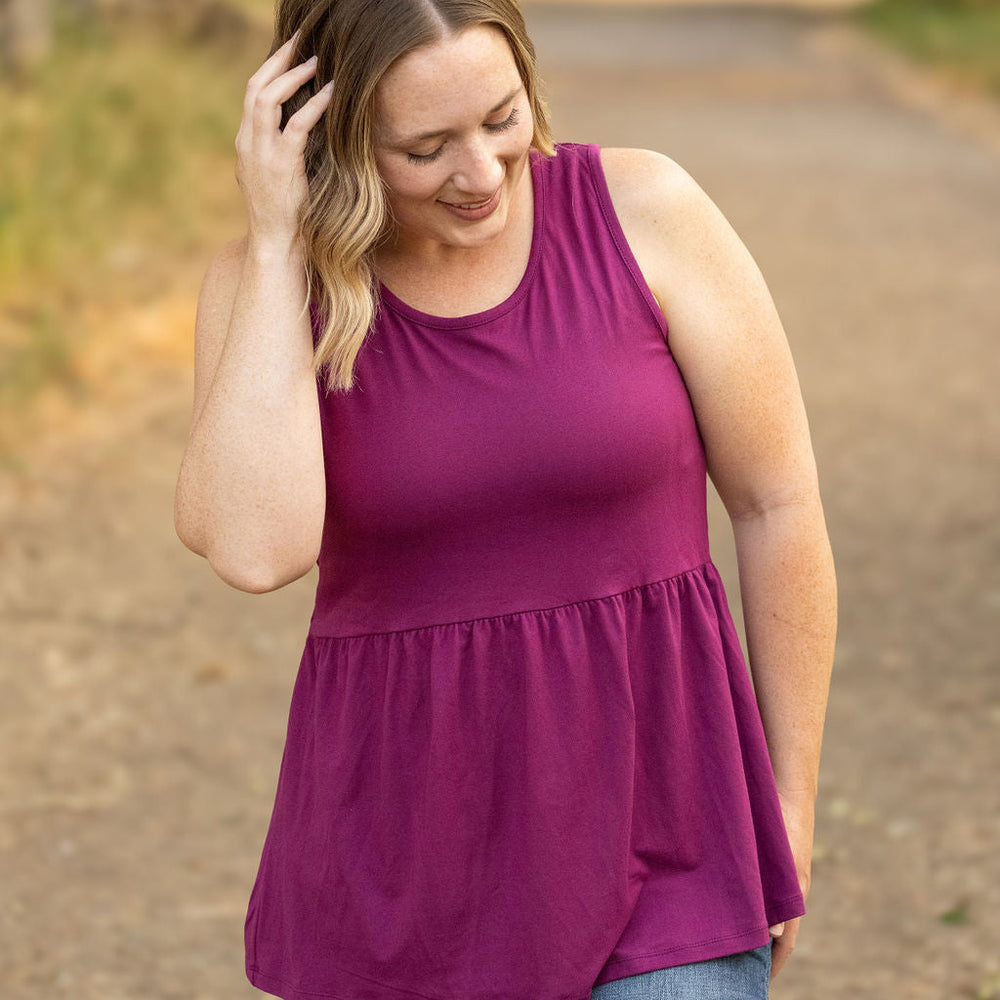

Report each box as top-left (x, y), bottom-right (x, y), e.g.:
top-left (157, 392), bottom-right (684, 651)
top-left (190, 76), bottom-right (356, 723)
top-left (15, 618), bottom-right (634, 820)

top-left (245, 142), bottom-right (804, 1000)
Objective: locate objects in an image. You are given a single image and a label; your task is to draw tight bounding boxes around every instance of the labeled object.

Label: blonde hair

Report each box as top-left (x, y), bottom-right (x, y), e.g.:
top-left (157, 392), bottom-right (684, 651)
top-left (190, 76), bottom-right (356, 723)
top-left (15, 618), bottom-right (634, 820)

top-left (269, 0), bottom-right (556, 394)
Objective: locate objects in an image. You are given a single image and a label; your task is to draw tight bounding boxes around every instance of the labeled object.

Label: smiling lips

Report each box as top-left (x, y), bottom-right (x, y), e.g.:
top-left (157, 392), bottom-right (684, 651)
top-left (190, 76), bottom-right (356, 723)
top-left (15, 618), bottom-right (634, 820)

top-left (443, 187), bottom-right (499, 209)
top-left (438, 184), bottom-right (503, 221)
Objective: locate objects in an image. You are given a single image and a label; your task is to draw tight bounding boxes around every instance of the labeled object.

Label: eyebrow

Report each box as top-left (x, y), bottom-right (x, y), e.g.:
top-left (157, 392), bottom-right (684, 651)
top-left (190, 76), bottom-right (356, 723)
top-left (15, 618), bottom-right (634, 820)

top-left (391, 86), bottom-right (522, 146)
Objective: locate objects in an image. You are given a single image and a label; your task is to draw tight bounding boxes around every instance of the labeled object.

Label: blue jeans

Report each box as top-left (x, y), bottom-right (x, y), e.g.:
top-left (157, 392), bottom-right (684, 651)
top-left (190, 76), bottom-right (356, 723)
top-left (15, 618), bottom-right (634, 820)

top-left (590, 942), bottom-right (772, 999)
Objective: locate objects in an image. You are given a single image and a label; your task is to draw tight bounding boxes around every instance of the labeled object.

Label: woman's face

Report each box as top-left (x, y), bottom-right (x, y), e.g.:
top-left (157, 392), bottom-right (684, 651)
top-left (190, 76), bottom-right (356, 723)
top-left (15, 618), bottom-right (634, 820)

top-left (372, 24), bottom-right (534, 256)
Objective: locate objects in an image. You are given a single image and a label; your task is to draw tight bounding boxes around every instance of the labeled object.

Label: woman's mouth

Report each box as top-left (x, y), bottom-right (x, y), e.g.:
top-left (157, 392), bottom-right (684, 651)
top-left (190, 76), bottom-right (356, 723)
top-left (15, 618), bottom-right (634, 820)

top-left (439, 185), bottom-right (502, 221)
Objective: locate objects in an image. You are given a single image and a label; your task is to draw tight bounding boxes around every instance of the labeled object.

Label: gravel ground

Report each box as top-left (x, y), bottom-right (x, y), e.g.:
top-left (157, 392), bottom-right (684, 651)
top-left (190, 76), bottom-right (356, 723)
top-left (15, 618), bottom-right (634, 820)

top-left (1, 4), bottom-right (998, 999)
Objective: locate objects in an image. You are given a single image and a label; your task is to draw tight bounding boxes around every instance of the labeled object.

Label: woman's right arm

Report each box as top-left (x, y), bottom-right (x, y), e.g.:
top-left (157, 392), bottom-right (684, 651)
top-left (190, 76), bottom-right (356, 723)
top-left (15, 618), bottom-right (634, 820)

top-left (174, 30), bottom-right (335, 593)
top-left (173, 233), bottom-right (325, 593)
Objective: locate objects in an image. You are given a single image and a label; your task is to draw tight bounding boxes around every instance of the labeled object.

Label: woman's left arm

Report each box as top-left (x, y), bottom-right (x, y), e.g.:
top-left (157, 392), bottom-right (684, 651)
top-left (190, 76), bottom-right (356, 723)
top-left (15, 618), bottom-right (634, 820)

top-left (609, 148), bottom-right (837, 928)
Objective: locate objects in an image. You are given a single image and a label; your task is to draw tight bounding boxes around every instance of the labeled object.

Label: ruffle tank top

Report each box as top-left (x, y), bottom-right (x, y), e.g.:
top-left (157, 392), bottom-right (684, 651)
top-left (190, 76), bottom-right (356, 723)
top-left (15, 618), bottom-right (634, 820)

top-left (244, 141), bottom-right (806, 1000)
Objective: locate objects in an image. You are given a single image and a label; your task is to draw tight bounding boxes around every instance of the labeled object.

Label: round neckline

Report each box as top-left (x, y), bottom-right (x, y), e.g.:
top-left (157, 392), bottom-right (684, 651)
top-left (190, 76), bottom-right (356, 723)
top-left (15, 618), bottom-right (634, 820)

top-left (377, 148), bottom-right (546, 330)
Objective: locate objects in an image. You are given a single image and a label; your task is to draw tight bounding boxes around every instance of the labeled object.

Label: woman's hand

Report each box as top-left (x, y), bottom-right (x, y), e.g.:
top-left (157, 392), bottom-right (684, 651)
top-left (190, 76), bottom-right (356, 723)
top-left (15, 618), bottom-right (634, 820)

top-left (235, 29), bottom-right (335, 250)
top-left (768, 791), bottom-right (815, 980)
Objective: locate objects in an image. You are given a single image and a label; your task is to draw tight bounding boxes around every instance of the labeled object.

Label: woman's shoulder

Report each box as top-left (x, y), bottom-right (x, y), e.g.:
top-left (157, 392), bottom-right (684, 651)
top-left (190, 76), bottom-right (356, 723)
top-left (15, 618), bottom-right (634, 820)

top-left (586, 147), bottom-right (722, 315)
top-left (595, 146), bottom-right (707, 232)
top-left (595, 145), bottom-right (682, 178)
top-left (545, 143), bottom-right (710, 250)
top-left (548, 142), bottom-right (690, 191)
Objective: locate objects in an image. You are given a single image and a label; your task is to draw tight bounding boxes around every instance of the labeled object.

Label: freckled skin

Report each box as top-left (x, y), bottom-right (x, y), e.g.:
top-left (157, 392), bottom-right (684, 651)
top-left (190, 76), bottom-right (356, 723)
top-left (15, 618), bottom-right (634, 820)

top-left (596, 146), bottom-right (837, 980)
top-left (371, 25), bottom-right (535, 286)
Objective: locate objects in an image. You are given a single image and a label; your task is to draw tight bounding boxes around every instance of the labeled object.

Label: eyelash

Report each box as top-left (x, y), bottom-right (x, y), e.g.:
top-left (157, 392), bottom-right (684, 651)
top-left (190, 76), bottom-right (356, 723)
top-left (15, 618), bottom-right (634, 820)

top-left (407, 106), bottom-right (521, 164)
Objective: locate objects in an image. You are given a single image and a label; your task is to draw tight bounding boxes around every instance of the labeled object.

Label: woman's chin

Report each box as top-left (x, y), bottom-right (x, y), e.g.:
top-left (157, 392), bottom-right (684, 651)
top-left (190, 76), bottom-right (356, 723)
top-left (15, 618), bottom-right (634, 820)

top-left (389, 179), bottom-right (520, 255)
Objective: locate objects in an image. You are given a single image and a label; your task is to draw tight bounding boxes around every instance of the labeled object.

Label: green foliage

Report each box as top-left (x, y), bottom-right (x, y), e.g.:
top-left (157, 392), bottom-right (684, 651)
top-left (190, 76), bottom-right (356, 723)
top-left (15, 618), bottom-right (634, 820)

top-left (854, 0), bottom-right (1000, 99)
top-left (939, 897), bottom-right (972, 925)
top-left (0, 3), bottom-right (261, 295)
top-left (0, 3), bottom-right (270, 416)
top-left (0, 303), bottom-right (78, 407)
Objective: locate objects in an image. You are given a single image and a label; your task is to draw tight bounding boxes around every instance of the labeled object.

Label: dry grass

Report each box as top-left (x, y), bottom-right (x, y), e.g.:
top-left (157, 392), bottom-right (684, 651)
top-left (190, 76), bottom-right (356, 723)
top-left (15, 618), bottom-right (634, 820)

top-left (0, 4), bottom-right (265, 460)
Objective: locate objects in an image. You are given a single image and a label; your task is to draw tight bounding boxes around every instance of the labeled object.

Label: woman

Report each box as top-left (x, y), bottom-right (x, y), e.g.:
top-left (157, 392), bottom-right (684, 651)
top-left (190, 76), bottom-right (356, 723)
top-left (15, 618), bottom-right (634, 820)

top-left (174, 1), bottom-right (837, 998)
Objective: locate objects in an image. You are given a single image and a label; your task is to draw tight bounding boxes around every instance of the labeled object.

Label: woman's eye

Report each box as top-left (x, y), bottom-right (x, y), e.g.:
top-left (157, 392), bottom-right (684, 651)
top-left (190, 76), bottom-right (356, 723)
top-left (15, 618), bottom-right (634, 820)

top-left (485, 106), bottom-right (519, 134)
top-left (407, 147), bottom-right (444, 164)
top-left (405, 107), bottom-right (521, 165)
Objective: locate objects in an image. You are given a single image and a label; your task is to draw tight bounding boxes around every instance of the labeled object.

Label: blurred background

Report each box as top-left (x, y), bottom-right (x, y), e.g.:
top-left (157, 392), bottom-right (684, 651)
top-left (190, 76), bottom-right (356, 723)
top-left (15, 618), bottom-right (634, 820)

top-left (1, 0), bottom-right (998, 997)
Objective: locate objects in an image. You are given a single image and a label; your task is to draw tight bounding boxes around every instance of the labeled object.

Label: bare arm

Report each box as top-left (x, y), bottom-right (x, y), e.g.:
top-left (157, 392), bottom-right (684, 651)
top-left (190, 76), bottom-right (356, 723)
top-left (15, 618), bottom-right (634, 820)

top-left (603, 149), bottom-right (836, 970)
top-left (173, 236), bottom-right (325, 592)
top-left (656, 181), bottom-right (836, 807)
top-left (606, 147), bottom-right (836, 800)
top-left (174, 31), bottom-right (335, 593)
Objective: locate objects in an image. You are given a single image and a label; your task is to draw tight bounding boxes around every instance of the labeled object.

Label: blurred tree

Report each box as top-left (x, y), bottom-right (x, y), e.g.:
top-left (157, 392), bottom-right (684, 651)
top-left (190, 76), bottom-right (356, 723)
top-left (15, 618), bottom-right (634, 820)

top-left (0, 0), bottom-right (53, 80)
top-left (0, 0), bottom-right (249, 83)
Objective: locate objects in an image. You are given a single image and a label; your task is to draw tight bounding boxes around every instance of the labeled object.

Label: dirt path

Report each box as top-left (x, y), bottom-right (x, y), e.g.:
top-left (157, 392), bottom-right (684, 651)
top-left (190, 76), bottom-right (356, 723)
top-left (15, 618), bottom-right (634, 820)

top-left (1, 5), bottom-right (998, 999)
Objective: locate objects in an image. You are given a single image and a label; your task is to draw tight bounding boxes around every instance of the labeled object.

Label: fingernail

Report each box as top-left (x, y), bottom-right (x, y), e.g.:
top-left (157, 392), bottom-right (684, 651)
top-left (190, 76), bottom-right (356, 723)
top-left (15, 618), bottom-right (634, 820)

top-left (769, 923), bottom-right (784, 936)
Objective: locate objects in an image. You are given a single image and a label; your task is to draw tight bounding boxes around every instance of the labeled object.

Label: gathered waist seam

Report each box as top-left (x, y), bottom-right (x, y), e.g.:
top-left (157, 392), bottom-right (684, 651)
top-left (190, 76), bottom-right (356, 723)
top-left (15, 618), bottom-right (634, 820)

top-left (308, 560), bottom-right (714, 641)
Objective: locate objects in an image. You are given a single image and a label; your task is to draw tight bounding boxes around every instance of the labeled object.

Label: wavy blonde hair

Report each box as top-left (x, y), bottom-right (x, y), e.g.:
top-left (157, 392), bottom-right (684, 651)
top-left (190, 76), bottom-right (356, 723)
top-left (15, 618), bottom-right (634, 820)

top-left (269, 0), bottom-right (556, 394)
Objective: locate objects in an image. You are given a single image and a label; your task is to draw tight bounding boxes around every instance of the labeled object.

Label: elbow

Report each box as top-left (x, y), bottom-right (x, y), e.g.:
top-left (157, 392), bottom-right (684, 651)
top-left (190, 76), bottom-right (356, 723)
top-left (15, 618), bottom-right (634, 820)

top-left (173, 474), bottom-right (322, 591)
top-left (174, 496), bottom-right (318, 592)
top-left (206, 543), bottom-right (319, 594)
top-left (174, 486), bottom-right (208, 558)
top-left (724, 486), bottom-right (824, 525)
top-left (210, 561), bottom-right (280, 594)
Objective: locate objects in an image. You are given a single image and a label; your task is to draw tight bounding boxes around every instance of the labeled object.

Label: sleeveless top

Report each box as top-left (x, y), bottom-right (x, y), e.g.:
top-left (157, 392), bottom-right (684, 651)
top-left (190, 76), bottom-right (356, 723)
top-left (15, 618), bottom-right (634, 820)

top-left (244, 141), bottom-right (805, 1000)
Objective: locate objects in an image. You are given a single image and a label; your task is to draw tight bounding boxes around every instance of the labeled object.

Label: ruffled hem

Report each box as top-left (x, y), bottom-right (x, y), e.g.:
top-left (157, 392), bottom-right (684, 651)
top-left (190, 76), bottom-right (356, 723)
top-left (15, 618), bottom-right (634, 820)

top-left (245, 561), bottom-right (804, 1000)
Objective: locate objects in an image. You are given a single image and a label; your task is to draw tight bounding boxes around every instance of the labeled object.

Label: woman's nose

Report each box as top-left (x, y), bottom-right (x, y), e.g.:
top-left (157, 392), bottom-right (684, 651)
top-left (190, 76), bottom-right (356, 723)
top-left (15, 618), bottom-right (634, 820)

top-left (452, 141), bottom-right (504, 198)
